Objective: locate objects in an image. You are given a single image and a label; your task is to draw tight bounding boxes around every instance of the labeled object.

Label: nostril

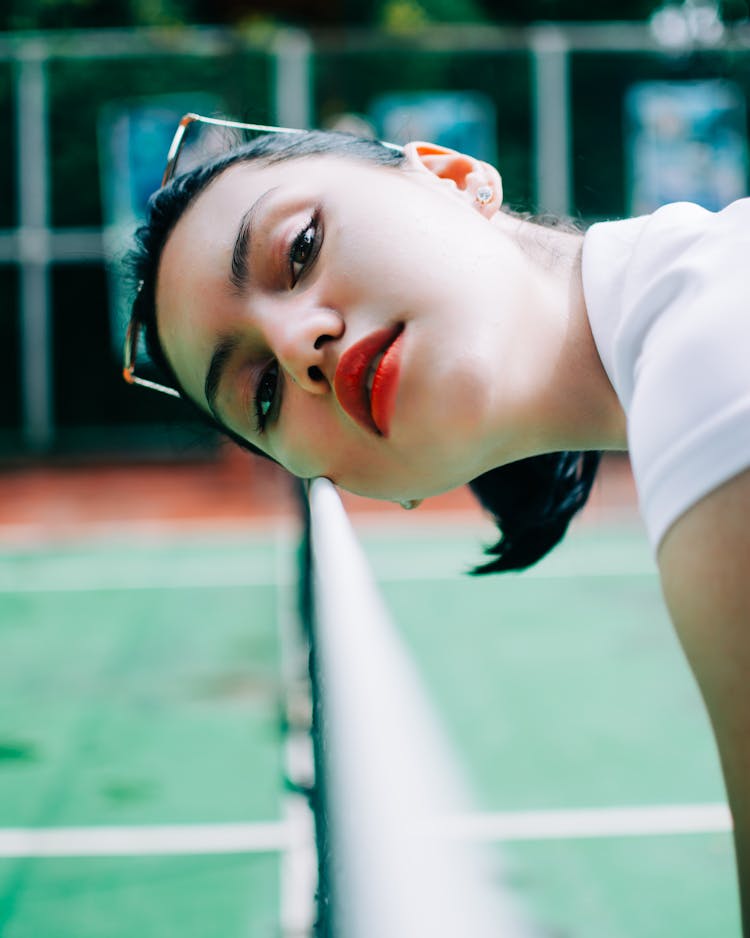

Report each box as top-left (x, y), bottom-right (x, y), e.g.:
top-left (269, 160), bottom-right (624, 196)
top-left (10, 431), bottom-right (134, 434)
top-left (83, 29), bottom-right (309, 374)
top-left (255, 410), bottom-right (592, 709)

top-left (308, 365), bottom-right (324, 382)
top-left (314, 334), bottom-right (334, 350)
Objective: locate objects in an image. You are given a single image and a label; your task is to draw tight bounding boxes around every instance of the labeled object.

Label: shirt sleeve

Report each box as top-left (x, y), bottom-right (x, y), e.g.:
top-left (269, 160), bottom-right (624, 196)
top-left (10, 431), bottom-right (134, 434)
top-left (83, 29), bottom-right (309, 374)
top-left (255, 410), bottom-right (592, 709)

top-left (583, 198), bottom-right (750, 551)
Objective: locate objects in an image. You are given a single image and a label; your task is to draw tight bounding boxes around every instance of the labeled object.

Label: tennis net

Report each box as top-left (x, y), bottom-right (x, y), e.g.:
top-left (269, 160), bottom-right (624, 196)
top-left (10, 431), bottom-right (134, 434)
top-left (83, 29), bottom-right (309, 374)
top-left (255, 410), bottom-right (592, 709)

top-left (296, 477), bottom-right (540, 937)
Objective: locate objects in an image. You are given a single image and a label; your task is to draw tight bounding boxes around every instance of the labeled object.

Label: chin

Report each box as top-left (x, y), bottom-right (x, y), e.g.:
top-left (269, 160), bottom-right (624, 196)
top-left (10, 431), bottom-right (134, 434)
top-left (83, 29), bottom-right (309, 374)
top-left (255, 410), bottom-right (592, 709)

top-left (352, 470), bottom-right (471, 504)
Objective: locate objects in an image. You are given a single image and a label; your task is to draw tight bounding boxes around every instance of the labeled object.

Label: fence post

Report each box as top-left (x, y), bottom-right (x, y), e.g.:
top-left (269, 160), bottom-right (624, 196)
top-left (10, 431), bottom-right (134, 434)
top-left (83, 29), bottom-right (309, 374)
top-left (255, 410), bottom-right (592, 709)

top-left (15, 39), bottom-right (53, 452)
top-left (531, 25), bottom-right (571, 217)
top-left (273, 28), bottom-right (313, 130)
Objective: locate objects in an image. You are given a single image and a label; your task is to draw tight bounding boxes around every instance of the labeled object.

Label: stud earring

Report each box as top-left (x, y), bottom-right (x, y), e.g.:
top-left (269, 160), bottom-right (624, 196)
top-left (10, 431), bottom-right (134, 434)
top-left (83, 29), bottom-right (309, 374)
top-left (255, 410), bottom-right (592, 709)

top-left (475, 185), bottom-right (494, 205)
top-left (399, 499), bottom-right (421, 511)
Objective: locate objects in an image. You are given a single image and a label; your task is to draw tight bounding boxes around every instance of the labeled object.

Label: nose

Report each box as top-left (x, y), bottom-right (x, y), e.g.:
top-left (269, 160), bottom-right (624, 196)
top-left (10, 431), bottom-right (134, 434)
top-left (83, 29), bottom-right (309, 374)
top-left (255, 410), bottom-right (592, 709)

top-left (264, 301), bottom-right (343, 394)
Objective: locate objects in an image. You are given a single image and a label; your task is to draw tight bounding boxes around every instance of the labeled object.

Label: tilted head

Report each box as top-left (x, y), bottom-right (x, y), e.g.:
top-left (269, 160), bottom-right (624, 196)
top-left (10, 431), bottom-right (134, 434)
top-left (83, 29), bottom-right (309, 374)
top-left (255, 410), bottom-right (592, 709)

top-left (129, 127), bottom-right (405, 454)
top-left (126, 121), bottom-right (599, 571)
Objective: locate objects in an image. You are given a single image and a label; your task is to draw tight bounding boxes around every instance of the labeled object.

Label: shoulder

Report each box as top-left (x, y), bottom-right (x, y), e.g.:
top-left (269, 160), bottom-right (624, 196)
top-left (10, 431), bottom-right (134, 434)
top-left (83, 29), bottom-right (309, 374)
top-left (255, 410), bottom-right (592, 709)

top-left (582, 199), bottom-right (750, 551)
top-left (582, 198), bottom-right (750, 400)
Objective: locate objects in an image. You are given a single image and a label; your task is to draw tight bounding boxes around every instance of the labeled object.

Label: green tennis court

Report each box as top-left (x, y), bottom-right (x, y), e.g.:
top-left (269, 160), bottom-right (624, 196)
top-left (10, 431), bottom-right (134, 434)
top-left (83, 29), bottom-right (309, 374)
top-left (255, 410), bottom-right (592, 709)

top-left (0, 517), bottom-right (741, 937)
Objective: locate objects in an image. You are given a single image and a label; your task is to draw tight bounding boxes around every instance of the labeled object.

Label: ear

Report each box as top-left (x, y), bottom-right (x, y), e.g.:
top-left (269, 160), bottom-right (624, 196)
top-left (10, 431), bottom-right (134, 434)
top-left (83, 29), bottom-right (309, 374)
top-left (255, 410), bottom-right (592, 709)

top-left (402, 141), bottom-right (503, 218)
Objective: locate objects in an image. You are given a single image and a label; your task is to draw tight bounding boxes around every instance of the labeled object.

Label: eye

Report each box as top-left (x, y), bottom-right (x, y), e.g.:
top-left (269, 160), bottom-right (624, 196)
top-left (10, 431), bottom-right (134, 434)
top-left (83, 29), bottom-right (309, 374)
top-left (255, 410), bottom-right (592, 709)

top-left (288, 212), bottom-right (321, 286)
top-left (254, 361), bottom-right (279, 433)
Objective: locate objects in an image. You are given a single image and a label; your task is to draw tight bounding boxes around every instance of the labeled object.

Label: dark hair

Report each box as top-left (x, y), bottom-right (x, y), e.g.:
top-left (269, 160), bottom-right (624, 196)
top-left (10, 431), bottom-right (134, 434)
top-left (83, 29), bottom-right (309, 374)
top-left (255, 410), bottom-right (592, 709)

top-left (469, 451), bottom-right (600, 574)
top-left (125, 128), bottom-right (600, 573)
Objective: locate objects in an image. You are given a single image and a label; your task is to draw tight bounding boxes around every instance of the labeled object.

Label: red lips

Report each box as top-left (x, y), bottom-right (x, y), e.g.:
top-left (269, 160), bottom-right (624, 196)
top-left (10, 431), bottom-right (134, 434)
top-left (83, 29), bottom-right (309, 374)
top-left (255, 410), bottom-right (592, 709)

top-left (333, 324), bottom-right (404, 436)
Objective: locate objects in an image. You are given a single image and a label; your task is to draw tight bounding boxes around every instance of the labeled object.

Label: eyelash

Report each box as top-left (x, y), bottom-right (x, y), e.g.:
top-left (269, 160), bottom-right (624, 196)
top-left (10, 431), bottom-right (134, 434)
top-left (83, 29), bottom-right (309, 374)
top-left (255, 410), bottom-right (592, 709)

top-left (253, 360), bottom-right (279, 434)
top-left (252, 211), bottom-right (322, 434)
top-left (288, 211), bottom-right (321, 286)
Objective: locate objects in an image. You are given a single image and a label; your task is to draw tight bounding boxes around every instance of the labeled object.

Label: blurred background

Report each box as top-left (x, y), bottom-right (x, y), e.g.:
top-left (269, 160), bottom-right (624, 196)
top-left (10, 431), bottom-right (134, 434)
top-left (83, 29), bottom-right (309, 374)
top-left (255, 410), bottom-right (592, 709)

top-left (2, 0), bottom-right (749, 470)
top-left (0, 3), bottom-right (747, 937)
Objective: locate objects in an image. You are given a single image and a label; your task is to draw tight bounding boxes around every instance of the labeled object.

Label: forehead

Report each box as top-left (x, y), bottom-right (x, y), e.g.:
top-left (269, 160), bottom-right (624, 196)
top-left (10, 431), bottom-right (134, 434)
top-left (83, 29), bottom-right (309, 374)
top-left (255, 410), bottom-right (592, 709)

top-left (174, 150), bottom-right (390, 229)
top-left (157, 151), bottom-right (400, 300)
top-left (159, 151), bottom-right (392, 284)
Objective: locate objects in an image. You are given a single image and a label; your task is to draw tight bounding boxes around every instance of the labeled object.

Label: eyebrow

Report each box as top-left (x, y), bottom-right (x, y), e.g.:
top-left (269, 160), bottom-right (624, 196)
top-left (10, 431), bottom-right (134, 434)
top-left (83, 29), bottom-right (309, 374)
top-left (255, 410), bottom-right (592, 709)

top-left (204, 187), bottom-right (282, 422)
top-left (204, 334), bottom-right (241, 423)
top-left (230, 208), bottom-right (254, 293)
top-left (229, 186), bottom-right (280, 294)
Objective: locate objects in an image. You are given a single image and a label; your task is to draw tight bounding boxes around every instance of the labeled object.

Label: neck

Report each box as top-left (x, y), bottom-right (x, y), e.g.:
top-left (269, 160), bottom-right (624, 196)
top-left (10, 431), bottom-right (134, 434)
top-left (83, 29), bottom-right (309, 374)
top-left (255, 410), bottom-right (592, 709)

top-left (487, 212), bottom-right (627, 465)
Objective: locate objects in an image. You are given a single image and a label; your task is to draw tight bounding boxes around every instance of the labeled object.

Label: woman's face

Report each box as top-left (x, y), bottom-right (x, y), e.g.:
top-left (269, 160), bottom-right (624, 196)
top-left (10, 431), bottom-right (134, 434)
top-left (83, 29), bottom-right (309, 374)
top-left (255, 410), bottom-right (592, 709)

top-left (156, 148), bottom-right (533, 500)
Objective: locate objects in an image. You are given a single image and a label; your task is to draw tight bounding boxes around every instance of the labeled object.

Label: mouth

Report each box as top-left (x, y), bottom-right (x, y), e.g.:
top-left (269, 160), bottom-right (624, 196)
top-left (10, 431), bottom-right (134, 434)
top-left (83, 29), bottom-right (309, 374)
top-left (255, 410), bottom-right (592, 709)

top-left (334, 323), bottom-right (405, 436)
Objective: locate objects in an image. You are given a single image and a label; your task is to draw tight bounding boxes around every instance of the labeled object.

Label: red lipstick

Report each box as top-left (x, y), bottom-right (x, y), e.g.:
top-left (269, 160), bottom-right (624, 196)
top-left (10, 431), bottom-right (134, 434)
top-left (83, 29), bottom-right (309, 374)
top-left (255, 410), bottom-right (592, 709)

top-left (334, 324), bottom-right (404, 435)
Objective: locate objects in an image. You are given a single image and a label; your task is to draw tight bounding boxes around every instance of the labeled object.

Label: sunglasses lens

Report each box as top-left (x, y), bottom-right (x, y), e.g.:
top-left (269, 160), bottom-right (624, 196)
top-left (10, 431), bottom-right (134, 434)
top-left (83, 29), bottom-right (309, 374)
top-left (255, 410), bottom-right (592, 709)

top-left (171, 119), bottom-right (248, 180)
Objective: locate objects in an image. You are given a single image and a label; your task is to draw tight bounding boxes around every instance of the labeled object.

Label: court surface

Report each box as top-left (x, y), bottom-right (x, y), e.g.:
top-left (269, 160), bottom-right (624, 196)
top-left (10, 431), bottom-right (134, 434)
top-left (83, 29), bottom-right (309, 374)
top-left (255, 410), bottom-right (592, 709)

top-left (0, 514), bottom-right (741, 937)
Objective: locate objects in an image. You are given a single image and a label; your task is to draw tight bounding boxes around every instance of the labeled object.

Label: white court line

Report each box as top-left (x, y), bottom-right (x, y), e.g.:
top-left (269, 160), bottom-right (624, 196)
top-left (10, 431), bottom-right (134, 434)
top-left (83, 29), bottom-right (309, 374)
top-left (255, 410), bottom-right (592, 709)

top-left (0, 510), bottom-right (482, 548)
top-left (0, 560), bottom-right (657, 594)
top-left (0, 517), bottom-right (296, 547)
top-left (0, 821), bottom-right (294, 857)
top-left (440, 803), bottom-right (733, 843)
top-left (0, 804), bottom-right (730, 858)
top-left (0, 571), bottom-right (283, 594)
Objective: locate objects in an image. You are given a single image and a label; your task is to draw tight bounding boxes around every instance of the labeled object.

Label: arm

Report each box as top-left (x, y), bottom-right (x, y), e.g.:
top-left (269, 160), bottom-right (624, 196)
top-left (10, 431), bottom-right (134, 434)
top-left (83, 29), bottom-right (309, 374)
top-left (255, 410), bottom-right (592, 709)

top-left (658, 467), bottom-right (750, 935)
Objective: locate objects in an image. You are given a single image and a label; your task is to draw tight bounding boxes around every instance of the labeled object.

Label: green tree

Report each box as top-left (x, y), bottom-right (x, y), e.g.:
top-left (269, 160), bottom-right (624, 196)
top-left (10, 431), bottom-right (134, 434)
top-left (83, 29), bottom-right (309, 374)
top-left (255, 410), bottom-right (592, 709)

top-left (8, 0), bottom-right (749, 32)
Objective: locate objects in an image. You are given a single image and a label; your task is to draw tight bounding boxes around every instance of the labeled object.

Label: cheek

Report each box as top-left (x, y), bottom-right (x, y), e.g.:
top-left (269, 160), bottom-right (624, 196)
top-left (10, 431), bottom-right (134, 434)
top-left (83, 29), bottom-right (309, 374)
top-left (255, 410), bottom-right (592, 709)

top-left (273, 403), bottom-right (343, 480)
top-left (334, 197), bottom-right (442, 287)
top-left (273, 411), bottom-right (397, 496)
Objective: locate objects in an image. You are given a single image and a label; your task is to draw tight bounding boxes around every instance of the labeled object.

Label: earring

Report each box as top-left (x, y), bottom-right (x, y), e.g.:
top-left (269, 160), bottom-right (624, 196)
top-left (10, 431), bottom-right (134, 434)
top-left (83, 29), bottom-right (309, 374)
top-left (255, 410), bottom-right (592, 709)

top-left (399, 499), bottom-right (420, 511)
top-left (475, 185), bottom-right (494, 205)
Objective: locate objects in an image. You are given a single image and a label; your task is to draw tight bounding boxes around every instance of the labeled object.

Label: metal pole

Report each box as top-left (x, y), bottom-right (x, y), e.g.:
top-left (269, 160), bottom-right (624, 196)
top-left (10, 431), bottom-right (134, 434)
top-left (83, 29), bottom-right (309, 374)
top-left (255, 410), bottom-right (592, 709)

top-left (273, 28), bottom-right (313, 130)
top-left (15, 40), bottom-right (52, 452)
top-left (531, 26), bottom-right (571, 217)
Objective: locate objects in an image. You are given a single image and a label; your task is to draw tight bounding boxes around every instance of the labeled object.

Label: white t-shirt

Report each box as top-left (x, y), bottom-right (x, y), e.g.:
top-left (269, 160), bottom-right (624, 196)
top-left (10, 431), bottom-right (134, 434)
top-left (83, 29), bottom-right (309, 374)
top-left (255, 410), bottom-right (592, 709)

top-left (582, 198), bottom-right (750, 551)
